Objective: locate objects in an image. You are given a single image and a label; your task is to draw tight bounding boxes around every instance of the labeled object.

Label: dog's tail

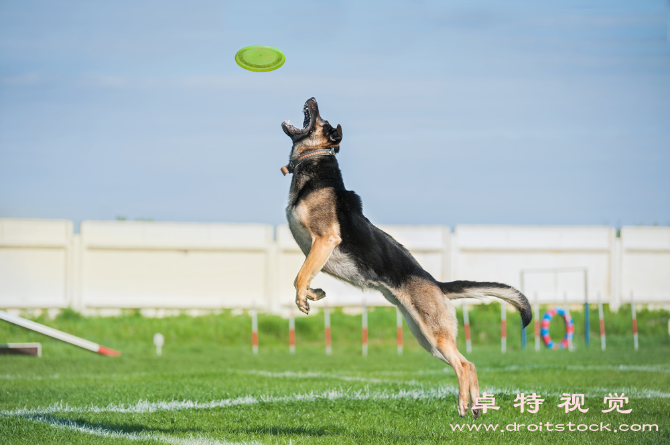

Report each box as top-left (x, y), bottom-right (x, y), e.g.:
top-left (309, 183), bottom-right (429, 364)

top-left (438, 280), bottom-right (532, 328)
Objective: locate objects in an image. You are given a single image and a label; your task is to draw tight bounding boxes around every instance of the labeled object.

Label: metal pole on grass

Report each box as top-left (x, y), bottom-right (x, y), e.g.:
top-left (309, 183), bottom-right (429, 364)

top-left (462, 301), bottom-right (472, 354)
top-left (584, 269), bottom-right (590, 346)
top-left (251, 304), bottom-right (258, 355)
top-left (289, 307), bottom-right (295, 354)
top-left (535, 291), bottom-right (540, 351)
top-left (501, 301), bottom-right (507, 353)
top-left (520, 271), bottom-right (526, 349)
top-left (631, 290), bottom-right (638, 351)
top-left (396, 307), bottom-right (403, 355)
top-left (324, 302), bottom-right (332, 355)
top-left (563, 291), bottom-right (573, 351)
top-left (362, 299), bottom-right (368, 356)
top-left (597, 291), bottom-right (606, 351)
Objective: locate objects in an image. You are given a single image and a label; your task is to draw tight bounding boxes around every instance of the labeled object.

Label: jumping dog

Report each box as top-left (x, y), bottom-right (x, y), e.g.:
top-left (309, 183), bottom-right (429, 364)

top-left (281, 97), bottom-right (532, 418)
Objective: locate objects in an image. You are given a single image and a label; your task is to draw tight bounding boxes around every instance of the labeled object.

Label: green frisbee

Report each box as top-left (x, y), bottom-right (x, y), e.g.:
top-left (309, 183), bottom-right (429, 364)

top-left (235, 45), bottom-right (285, 72)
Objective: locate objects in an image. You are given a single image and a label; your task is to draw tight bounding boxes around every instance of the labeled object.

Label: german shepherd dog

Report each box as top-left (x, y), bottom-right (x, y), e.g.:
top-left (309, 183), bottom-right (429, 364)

top-left (281, 97), bottom-right (532, 418)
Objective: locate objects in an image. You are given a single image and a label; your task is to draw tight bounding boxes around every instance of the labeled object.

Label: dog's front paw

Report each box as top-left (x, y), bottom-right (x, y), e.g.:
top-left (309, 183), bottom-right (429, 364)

top-left (295, 296), bottom-right (310, 314)
top-left (306, 288), bottom-right (326, 301)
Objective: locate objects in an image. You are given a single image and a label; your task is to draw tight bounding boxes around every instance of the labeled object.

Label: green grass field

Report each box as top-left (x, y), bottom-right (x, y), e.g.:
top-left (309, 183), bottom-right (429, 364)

top-left (1, 306), bottom-right (669, 444)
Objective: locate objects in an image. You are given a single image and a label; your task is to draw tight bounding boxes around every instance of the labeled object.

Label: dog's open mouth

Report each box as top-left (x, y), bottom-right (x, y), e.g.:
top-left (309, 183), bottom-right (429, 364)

top-left (282, 98), bottom-right (316, 138)
top-left (282, 106), bottom-right (310, 132)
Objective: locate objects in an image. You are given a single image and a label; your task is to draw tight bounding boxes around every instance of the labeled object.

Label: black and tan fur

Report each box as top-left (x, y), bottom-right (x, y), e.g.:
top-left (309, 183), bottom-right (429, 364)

top-left (281, 97), bottom-right (532, 419)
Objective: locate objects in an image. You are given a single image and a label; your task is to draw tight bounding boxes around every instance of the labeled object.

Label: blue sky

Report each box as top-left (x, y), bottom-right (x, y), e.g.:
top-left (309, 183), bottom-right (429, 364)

top-left (1, 0), bottom-right (668, 228)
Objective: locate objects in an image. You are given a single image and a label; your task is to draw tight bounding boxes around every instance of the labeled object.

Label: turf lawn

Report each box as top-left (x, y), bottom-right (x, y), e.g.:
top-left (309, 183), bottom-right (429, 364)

top-left (1, 307), bottom-right (669, 444)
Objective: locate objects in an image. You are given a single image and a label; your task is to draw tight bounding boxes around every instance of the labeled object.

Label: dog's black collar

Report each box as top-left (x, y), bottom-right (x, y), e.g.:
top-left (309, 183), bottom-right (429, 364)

top-left (281, 147), bottom-right (338, 176)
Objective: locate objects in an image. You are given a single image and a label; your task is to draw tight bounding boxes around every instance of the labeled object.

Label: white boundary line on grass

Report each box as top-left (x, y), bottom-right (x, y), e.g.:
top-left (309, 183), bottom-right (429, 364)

top-left (3, 385), bottom-right (669, 418)
top-left (243, 370), bottom-right (670, 399)
top-left (21, 414), bottom-right (260, 445)
top-left (3, 363), bottom-right (669, 382)
top-left (244, 370), bottom-right (423, 385)
top-left (368, 363), bottom-right (670, 375)
top-left (475, 364), bottom-right (670, 374)
top-left (5, 385), bottom-right (669, 444)
top-left (0, 372), bottom-right (152, 381)
top-left (0, 387), bottom-right (453, 417)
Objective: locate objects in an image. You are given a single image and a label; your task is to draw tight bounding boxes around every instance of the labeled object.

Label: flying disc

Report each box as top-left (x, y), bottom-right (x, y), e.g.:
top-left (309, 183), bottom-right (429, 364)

top-left (235, 45), bottom-right (285, 72)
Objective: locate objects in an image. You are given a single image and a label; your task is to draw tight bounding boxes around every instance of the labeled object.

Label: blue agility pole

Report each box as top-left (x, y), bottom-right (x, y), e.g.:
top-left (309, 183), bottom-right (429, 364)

top-left (584, 269), bottom-right (590, 346)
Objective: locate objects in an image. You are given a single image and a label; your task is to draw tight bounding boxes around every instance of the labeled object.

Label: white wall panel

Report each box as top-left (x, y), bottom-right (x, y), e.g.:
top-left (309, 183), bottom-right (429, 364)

top-left (620, 226), bottom-right (670, 303)
top-left (0, 219), bottom-right (72, 308)
top-left (2, 218), bottom-right (669, 311)
top-left (79, 221), bottom-right (273, 309)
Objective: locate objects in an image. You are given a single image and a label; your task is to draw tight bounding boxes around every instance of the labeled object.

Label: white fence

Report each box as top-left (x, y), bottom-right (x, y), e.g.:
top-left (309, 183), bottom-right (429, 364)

top-left (1, 218), bottom-right (669, 312)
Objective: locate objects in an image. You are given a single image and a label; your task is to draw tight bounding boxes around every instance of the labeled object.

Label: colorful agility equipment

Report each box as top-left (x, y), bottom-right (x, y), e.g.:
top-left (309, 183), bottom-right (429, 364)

top-left (324, 303), bottom-right (332, 355)
top-left (533, 292), bottom-right (540, 351)
top-left (631, 290), bottom-right (638, 351)
top-left (0, 310), bottom-right (120, 356)
top-left (0, 342), bottom-right (41, 357)
top-left (501, 302), bottom-right (507, 353)
top-left (396, 307), bottom-right (403, 355)
top-left (362, 300), bottom-right (368, 356)
top-left (462, 302), bottom-right (472, 353)
top-left (251, 305), bottom-right (258, 355)
top-left (540, 307), bottom-right (574, 350)
top-left (598, 292), bottom-right (606, 351)
top-left (289, 308), bottom-right (296, 354)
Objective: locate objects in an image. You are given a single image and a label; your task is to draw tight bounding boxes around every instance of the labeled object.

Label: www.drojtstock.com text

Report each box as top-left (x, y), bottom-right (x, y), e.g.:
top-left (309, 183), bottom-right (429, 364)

top-left (450, 422), bottom-right (658, 433)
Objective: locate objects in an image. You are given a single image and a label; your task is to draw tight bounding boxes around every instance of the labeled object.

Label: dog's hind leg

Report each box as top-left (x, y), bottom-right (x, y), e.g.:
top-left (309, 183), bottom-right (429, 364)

top-left (435, 336), bottom-right (471, 417)
top-left (394, 280), bottom-right (471, 417)
top-left (403, 312), bottom-right (471, 417)
top-left (458, 352), bottom-right (481, 419)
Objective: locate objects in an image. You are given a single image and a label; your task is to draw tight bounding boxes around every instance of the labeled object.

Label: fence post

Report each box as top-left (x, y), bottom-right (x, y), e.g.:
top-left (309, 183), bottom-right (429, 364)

top-left (462, 301), bottom-right (472, 353)
top-left (631, 290), bottom-right (638, 351)
top-left (501, 301), bottom-right (507, 353)
top-left (584, 269), bottom-right (590, 346)
top-left (362, 300), bottom-right (368, 356)
top-left (563, 291), bottom-right (573, 351)
top-left (598, 291), bottom-right (606, 351)
top-left (534, 291), bottom-right (540, 351)
top-left (251, 304), bottom-right (258, 355)
top-left (289, 307), bottom-right (295, 354)
top-left (324, 303), bottom-right (332, 355)
top-left (520, 271), bottom-right (526, 349)
top-left (396, 307), bottom-right (403, 355)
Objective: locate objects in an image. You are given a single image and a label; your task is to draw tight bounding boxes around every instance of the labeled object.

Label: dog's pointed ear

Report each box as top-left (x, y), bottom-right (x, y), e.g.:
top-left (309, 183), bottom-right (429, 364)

top-left (329, 124), bottom-right (343, 143)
